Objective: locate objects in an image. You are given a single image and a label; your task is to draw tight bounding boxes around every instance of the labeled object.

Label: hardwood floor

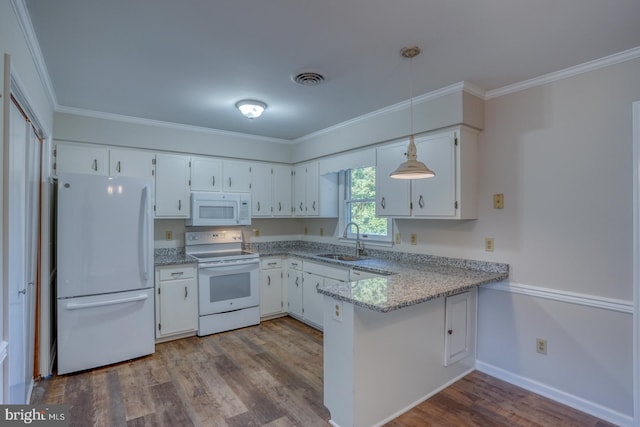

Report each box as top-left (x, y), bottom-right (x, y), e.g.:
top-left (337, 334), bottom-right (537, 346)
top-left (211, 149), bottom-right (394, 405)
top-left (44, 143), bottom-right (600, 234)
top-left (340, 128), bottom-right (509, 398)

top-left (31, 317), bottom-right (614, 427)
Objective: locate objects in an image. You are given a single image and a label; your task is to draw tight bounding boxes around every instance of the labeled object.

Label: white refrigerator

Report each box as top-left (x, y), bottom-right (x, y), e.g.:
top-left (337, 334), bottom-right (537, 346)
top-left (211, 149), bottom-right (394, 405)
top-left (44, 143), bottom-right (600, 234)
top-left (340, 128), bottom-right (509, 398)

top-left (56, 173), bottom-right (155, 374)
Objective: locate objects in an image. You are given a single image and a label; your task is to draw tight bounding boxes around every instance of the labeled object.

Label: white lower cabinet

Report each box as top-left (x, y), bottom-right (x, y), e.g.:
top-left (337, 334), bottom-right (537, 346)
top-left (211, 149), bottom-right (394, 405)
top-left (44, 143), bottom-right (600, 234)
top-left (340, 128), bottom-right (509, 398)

top-left (155, 264), bottom-right (198, 341)
top-left (302, 261), bottom-right (350, 330)
top-left (286, 258), bottom-right (304, 318)
top-left (443, 288), bottom-right (476, 366)
top-left (260, 257), bottom-right (285, 318)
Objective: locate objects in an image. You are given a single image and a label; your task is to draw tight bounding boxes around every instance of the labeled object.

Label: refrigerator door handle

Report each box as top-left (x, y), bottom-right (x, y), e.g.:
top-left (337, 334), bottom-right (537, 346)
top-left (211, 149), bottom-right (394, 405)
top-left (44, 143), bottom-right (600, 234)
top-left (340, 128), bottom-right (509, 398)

top-left (65, 294), bottom-right (149, 310)
top-left (140, 185), bottom-right (151, 282)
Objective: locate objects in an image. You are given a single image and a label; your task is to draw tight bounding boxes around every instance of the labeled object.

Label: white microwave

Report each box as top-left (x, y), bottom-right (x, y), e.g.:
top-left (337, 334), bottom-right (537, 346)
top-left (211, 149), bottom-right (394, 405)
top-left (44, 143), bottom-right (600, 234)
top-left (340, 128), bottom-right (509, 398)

top-left (186, 192), bottom-right (251, 226)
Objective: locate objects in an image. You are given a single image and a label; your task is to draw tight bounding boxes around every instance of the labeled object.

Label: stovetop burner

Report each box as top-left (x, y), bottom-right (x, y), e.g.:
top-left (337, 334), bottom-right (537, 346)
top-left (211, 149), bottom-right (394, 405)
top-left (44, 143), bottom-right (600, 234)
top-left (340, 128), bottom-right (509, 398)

top-left (184, 230), bottom-right (258, 263)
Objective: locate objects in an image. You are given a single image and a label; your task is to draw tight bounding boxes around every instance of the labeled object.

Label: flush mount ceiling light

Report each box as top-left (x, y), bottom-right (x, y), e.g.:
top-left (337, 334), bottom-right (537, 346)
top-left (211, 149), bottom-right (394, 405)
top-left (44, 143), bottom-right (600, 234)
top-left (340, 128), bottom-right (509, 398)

top-left (390, 46), bottom-right (436, 180)
top-left (236, 100), bottom-right (267, 119)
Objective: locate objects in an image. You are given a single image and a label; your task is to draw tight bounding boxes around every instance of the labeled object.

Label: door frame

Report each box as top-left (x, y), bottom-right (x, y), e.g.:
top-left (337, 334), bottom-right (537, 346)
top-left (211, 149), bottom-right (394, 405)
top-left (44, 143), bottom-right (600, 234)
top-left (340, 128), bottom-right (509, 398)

top-left (632, 100), bottom-right (639, 427)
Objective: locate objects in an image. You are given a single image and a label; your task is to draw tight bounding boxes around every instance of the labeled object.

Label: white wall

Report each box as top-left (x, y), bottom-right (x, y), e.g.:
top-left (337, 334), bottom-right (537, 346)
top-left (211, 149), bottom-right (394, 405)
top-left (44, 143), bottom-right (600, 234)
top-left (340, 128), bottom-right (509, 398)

top-left (472, 58), bottom-right (639, 424)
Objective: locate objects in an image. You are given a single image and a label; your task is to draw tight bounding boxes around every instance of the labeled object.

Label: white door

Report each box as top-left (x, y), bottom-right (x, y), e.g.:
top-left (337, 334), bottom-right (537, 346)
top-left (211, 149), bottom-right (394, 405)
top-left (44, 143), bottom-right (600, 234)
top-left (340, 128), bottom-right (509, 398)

top-left (7, 100), bottom-right (40, 403)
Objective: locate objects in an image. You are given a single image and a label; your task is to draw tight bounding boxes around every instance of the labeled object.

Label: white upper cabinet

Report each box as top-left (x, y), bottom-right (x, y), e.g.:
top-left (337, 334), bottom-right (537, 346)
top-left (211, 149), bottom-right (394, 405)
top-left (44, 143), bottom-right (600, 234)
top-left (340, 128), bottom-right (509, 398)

top-left (251, 163), bottom-right (272, 217)
top-left (55, 143), bottom-right (109, 176)
top-left (376, 127), bottom-right (478, 220)
top-left (293, 162), bottom-right (338, 217)
top-left (375, 142), bottom-right (412, 217)
top-left (109, 149), bottom-right (155, 178)
top-left (272, 164), bottom-right (292, 217)
top-left (155, 153), bottom-right (191, 218)
top-left (191, 156), bottom-right (222, 191)
top-left (223, 159), bottom-right (252, 193)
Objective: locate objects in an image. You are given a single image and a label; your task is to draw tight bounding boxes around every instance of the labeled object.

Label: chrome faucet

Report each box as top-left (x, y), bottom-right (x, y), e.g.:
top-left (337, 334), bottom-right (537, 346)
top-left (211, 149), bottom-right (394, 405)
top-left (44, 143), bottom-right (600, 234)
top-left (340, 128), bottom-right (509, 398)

top-left (343, 222), bottom-right (364, 258)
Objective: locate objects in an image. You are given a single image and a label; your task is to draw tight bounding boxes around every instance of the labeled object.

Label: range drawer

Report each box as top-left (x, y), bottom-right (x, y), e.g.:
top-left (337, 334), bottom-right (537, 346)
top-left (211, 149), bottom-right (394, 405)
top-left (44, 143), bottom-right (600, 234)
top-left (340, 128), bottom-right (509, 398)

top-left (158, 265), bottom-right (196, 281)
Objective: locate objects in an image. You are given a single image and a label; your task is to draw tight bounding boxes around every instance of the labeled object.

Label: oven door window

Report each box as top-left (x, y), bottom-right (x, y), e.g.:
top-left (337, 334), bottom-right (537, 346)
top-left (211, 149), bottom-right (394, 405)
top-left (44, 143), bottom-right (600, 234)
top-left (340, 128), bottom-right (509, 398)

top-left (209, 271), bottom-right (251, 302)
top-left (198, 263), bottom-right (260, 315)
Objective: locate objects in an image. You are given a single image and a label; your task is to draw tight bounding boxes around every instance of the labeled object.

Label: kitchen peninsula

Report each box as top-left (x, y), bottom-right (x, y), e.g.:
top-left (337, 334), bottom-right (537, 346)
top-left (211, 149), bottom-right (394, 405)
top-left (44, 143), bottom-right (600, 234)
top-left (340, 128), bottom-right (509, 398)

top-left (250, 241), bottom-right (508, 427)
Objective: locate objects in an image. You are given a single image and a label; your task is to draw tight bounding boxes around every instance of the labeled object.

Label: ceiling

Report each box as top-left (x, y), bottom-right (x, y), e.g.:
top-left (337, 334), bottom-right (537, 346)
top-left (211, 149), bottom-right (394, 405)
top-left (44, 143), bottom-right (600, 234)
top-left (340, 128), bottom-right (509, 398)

top-left (24, 0), bottom-right (640, 141)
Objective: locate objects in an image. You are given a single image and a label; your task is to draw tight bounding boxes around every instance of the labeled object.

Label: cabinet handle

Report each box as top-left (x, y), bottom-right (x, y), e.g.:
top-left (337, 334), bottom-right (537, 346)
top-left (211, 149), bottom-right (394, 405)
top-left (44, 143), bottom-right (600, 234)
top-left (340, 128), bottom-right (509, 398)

top-left (295, 276), bottom-right (299, 287)
top-left (178, 200), bottom-right (182, 210)
top-left (171, 271), bottom-right (184, 277)
top-left (92, 159), bottom-right (98, 171)
top-left (185, 286), bottom-right (188, 299)
top-left (212, 176), bottom-right (215, 187)
top-left (312, 201), bottom-right (316, 211)
top-left (268, 262), bottom-right (277, 266)
top-left (299, 202), bottom-right (304, 212)
top-left (268, 275), bottom-right (271, 286)
top-left (116, 160), bottom-right (121, 173)
top-left (447, 329), bottom-right (453, 335)
top-left (257, 201), bottom-right (261, 212)
top-left (278, 202), bottom-right (282, 212)
top-left (291, 262), bottom-right (298, 267)
top-left (381, 197), bottom-right (386, 209)
top-left (418, 195), bottom-right (424, 208)
top-left (228, 177), bottom-right (232, 187)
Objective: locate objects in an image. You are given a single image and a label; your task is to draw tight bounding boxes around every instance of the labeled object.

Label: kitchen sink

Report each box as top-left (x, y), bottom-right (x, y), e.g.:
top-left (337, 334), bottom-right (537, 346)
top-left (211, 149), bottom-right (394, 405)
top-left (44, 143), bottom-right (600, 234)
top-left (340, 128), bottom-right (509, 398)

top-left (316, 254), bottom-right (364, 262)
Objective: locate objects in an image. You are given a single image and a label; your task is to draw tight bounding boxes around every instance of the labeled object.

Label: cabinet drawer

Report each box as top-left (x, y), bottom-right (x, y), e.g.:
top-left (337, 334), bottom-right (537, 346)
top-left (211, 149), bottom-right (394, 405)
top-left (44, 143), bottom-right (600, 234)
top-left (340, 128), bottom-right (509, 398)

top-left (158, 266), bottom-right (196, 281)
top-left (261, 258), bottom-right (282, 269)
top-left (286, 258), bottom-right (303, 271)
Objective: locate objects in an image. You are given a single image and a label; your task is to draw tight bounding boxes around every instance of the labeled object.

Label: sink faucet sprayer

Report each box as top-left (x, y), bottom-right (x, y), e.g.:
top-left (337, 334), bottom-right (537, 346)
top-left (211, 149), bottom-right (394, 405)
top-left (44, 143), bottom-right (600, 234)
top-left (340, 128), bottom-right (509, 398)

top-left (343, 222), bottom-right (364, 258)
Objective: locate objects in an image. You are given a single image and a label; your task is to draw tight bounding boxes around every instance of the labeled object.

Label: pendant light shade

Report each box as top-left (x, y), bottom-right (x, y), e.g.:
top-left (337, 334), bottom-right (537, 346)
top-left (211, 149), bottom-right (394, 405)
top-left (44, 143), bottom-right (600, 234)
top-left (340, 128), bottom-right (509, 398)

top-left (389, 135), bottom-right (436, 179)
top-left (390, 46), bottom-right (435, 180)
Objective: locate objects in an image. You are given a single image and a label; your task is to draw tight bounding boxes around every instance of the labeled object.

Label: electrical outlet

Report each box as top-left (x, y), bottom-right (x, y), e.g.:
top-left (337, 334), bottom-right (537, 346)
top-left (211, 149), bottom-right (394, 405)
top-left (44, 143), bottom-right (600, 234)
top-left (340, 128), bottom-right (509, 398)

top-left (320, 227), bottom-right (324, 237)
top-left (410, 234), bottom-right (417, 245)
top-left (395, 233), bottom-right (401, 244)
top-left (253, 228), bottom-right (260, 237)
top-left (165, 231), bottom-right (172, 240)
top-left (333, 301), bottom-right (343, 322)
top-left (485, 237), bottom-right (494, 252)
top-left (536, 338), bottom-right (548, 355)
top-left (493, 193), bottom-right (504, 209)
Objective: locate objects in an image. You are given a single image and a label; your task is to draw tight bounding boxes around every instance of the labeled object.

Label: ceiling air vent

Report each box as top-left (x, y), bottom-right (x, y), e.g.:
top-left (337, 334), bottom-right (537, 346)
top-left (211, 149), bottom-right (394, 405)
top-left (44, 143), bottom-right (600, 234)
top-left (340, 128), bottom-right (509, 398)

top-left (292, 71), bottom-right (326, 86)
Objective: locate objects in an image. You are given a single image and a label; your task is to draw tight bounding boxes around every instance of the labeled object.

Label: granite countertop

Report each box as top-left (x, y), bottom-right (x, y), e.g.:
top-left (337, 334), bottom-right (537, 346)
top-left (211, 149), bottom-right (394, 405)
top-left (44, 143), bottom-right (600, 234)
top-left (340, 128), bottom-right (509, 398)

top-left (154, 248), bottom-right (197, 266)
top-left (250, 242), bottom-right (509, 313)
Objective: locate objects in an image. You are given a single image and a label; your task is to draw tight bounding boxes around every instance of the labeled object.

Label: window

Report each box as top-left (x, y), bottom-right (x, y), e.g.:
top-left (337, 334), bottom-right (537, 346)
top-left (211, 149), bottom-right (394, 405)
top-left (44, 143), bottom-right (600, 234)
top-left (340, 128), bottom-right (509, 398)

top-left (344, 166), bottom-right (392, 243)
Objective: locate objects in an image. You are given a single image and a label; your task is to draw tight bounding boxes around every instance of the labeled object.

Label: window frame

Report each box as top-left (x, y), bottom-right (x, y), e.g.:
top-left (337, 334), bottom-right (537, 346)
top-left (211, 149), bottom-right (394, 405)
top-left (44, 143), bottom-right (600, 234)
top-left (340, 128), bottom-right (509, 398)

top-left (339, 167), bottom-right (393, 245)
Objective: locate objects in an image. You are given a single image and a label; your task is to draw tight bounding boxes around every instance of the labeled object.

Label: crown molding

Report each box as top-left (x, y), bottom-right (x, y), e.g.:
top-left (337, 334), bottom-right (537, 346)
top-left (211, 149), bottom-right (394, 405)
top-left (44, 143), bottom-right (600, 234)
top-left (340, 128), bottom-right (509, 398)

top-left (55, 105), bottom-right (292, 144)
top-left (11, 0), bottom-right (58, 108)
top-left (486, 46), bottom-right (640, 100)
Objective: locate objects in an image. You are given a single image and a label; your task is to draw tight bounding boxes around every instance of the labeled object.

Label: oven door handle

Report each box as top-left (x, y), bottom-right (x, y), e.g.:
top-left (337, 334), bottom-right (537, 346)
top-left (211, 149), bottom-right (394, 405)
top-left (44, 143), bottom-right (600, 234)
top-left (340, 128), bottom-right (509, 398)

top-left (198, 259), bottom-right (260, 269)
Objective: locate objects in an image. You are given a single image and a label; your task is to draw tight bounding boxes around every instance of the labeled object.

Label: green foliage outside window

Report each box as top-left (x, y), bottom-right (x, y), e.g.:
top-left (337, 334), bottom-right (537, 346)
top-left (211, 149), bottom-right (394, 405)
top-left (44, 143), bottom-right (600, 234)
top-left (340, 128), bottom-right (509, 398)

top-left (347, 167), bottom-right (388, 236)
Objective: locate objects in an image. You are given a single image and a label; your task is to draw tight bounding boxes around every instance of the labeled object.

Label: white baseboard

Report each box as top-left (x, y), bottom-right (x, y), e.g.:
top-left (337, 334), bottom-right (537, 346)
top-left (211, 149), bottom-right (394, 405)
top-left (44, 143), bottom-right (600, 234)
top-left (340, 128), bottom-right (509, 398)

top-left (476, 361), bottom-right (634, 427)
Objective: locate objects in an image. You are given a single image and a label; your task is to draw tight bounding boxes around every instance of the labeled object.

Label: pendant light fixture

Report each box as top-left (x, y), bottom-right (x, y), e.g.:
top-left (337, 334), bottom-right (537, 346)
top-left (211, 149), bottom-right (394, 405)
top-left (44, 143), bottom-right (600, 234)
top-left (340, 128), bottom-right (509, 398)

top-left (389, 46), bottom-right (435, 180)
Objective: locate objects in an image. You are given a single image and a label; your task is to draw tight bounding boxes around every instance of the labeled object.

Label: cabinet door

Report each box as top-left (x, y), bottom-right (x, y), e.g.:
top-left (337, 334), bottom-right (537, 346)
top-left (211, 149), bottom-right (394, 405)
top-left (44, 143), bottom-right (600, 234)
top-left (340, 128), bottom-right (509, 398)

top-left (303, 273), bottom-right (324, 329)
top-left (158, 279), bottom-right (197, 338)
top-left (109, 149), bottom-right (155, 178)
top-left (55, 144), bottom-right (109, 176)
top-left (260, 269), bottom-right (283, 317)
top-left (191, 157), bottom-right (222, 191)
top-left (444, 291), bottom-right (472, 366)
top-left (272, 164), bottom-right (292, 217)
top-left (375, 143), bottom-right (411, 217)
top-left (251, 163), bottom-right (273, 217)
top-left (292, 164), bottom-right (306, 216)
top-left (305, 162), bottom-right (320, 216)
top-left (223, 160), bottom-right (252, 192)
top-left (286, 270), bottom-right (303, 317)
top-left (412, 133), bottom-right (456, 217)
top-left (155, 154), bottom-right (190, 218)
